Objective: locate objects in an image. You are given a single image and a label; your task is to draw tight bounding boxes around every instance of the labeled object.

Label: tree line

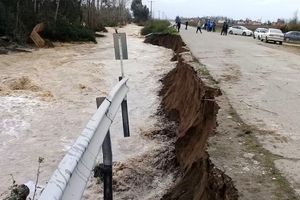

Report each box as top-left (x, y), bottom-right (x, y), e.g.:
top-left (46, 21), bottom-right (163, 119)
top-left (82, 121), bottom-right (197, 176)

top-left (0, 0), bottom-right (150, 43)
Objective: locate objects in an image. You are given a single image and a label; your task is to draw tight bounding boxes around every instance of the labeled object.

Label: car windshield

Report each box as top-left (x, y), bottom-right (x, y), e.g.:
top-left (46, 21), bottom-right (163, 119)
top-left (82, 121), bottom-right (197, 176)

top-left (261, 29), bottom-right (268, 33)
top-left (270, 29), bottom-right (282, 34)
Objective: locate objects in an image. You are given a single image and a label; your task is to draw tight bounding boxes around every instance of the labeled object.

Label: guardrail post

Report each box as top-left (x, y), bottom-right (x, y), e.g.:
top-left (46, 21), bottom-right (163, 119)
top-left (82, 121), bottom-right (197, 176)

top-left (96, 97), bottom-right (113, 200)
top-left (119, 77), bottom-right (130, 137)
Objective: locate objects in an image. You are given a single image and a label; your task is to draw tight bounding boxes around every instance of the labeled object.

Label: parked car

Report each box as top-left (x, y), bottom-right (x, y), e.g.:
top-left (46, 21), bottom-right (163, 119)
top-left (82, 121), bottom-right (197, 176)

top-left (228, 26), bottom-right (253, 36)
top-left (284, 31), bottom-right (300, 42)
top-left (253, 28), bottom-right (268, 40)
top-left (261, 28), bottom-right (284, 44)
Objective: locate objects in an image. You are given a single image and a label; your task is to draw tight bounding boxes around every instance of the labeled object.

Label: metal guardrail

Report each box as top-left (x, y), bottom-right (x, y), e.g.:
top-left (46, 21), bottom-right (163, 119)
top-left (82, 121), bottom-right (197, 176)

top-left (39, 78), bottom-right (129, 200)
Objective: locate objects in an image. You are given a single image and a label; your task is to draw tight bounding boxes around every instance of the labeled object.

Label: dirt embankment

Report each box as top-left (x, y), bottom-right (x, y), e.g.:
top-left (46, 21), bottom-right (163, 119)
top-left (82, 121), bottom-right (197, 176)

top-left (145, 34), bottom-right (238, 200)
top-left (144, 33), bottom-right (189, 61)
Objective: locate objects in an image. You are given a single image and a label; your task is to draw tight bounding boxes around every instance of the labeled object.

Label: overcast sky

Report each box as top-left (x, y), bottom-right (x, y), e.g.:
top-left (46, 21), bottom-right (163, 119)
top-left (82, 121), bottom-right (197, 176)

top-left (142, 0), bottom-right (300, 22)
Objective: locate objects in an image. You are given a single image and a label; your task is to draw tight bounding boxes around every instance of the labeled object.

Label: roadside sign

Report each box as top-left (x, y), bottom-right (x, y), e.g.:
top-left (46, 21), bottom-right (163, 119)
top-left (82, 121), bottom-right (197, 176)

top-left (113, 33), bottom-right (128, 60)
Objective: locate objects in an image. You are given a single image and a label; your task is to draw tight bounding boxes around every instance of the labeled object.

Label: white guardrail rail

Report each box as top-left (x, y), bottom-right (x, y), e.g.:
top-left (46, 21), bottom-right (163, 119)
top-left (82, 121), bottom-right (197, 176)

top-left (39, 78), bottom-right (129, 200)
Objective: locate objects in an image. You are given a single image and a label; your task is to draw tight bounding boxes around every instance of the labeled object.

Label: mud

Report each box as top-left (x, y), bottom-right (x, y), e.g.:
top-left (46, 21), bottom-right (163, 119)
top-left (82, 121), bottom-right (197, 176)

top-left (111, 122), bottom-right (178, 199)
top-left (144, 33), bottom-right (188, 54)
top-left (87, 120), bottom-right (179, 200)
top-left (1, 76), bottom-right (41, 92)
top-left (146, 34), bottom-right (238, 200)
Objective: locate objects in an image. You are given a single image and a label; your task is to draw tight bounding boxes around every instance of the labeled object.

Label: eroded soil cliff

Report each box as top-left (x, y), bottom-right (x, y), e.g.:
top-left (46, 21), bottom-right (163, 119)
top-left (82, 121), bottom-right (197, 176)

top-left (145, 33), bottom-right (239, 200)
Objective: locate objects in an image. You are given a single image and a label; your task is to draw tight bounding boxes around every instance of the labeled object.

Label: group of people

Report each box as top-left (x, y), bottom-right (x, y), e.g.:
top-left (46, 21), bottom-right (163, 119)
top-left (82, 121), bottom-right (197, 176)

top-left (175, 17), bottom-right (204, 34)
top-left (175, 16), bottom-right (229, 36)
top-left (203, 20), bottom-right (217, 32)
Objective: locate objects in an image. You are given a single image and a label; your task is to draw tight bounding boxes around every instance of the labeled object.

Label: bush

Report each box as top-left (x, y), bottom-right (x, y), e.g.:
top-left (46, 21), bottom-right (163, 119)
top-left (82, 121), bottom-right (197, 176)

top-left (42, 19), bottom-right (96, 43)
top-left (287, 23), bottom-right (300, 31)
top-left (141, 20), bottom-right (177, 35)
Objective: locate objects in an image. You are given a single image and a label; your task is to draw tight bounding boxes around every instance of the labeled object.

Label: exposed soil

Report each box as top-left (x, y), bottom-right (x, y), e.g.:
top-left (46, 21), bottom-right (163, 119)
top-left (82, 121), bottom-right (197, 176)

top-left (86, 119), bottom-right (179, 200)
top-left (144, 33), bottom-right (188, 54)
top-left (145, 34), bottom-right (238, 199)
top-left (112, 121), bottom-right (178, 199)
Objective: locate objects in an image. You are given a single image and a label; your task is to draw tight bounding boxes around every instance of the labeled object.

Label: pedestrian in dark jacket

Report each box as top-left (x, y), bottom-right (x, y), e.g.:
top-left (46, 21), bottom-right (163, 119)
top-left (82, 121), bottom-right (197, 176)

top-left (175, 16), bottom-right (181, 32)
top-left (177, 21), bottom-right (181, 32)
top-left (225, 22), bottom-right (229, 35)
top-left (221, 21), bottom-right (228, 35)
top-left (212, 21), bottom-right (216, 32)
top-left (185, 21), bottom-right (188, 30)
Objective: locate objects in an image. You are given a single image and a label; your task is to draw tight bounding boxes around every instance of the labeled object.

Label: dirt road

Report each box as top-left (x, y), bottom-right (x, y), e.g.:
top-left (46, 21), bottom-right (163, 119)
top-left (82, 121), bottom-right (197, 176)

top-left (181, 28), bottom-right (300, 195)
top-left (0, 25), bottom-right (174, 198)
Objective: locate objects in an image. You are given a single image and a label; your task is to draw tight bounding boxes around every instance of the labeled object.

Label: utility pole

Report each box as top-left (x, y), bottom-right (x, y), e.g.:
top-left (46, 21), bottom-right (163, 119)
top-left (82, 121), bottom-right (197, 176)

top-left (148, 0), bottom-right (154, 19)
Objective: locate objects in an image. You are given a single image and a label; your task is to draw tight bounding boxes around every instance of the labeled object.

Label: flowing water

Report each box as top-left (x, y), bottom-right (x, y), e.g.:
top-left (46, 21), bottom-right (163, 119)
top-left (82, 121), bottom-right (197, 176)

top-left (0, 25), bottom-right (175, 198)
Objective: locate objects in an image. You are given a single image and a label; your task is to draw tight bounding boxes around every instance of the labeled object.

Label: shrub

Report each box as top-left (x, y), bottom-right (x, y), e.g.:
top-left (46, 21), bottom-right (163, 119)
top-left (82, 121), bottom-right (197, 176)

top-left (141, 20), bottom-right (177, 35)
top-left (42, 19), bottom-right (96, 43)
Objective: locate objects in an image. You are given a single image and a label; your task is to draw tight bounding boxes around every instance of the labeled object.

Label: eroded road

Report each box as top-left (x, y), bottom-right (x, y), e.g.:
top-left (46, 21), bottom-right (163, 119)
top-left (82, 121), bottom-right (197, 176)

top-left (181, 28), bottom-right (300, 196)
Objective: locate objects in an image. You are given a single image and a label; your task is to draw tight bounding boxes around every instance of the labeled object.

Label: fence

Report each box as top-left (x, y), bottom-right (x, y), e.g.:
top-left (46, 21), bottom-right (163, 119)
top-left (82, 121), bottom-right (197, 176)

top-left (39, 78), bottom-right (129, 200)
top-left (30, 23), bottom-right (45, 48)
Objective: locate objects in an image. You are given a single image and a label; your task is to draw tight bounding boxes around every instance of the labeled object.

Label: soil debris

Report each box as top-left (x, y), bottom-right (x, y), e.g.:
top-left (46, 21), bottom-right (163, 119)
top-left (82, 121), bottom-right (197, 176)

top-left (146, 33), bottom-right (238, 199)
top-left (93, 121), bottom-right (179, 200)
top-left (159, 61), bottom-right (237, 200)
top-left (144, 33), bottom-right (185, 53)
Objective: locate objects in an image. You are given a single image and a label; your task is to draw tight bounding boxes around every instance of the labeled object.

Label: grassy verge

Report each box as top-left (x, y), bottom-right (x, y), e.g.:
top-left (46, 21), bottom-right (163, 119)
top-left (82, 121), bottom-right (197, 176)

top-left (141, 20), bottom-right (177, 35)
top-left (228, 106), bottom-right (299, 200)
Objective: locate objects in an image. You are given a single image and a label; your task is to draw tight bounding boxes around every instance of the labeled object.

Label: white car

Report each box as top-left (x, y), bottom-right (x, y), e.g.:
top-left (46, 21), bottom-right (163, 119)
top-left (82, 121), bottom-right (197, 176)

top-left (261, 28), bottom-right (284, 45)
top-left (228, 26), bottom-right (253, 36)
top-left (253, 28), bottom-right (268, 40)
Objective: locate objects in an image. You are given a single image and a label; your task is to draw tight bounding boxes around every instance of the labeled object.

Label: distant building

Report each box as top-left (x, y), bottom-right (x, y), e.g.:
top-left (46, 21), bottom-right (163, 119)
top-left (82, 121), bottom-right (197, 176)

top-left (252, 21), bottom-right (262, 25)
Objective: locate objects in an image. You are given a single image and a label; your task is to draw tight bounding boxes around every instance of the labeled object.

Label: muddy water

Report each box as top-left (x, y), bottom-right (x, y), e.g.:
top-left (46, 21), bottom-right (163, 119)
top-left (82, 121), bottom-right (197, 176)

top-left (0, 25), bottom-right (174, 197)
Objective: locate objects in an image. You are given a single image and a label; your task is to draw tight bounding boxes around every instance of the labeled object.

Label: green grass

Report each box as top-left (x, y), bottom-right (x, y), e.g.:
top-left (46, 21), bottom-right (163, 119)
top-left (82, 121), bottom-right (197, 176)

top-left (141, 20), bottom-right (177, 35)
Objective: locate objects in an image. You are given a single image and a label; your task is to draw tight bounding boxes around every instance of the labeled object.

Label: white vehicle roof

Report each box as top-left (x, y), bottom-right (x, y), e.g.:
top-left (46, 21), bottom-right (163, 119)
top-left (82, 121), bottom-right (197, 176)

top-left (256, 28), bottom-right (268, 31)
top-left (269, 28), bottom-right (283, 33)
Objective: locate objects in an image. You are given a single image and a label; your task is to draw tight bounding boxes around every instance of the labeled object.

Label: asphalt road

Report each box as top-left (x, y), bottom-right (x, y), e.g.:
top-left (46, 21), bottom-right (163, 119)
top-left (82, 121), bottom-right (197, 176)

top-left (180, 27), bottom-right (300, 195)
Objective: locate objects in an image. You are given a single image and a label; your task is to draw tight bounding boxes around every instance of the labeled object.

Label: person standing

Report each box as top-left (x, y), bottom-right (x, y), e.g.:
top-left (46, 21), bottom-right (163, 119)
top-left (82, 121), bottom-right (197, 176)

top-left (212, 21), bottom-right (216, 32)
top-left (224, 21), bottom-right (229, 35)
top-left (221, 21), bottom-right (228, 35)
top-left (175, 16), bottom-right (181, 32)
top-left (177, 21), bottom-right (181, 32)
top-left (185, 21), bottom-right (189, 30)
top-left (196, 20), bottom-right (202, 34)
top-left (221, 21), bottom-right (226, 35)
